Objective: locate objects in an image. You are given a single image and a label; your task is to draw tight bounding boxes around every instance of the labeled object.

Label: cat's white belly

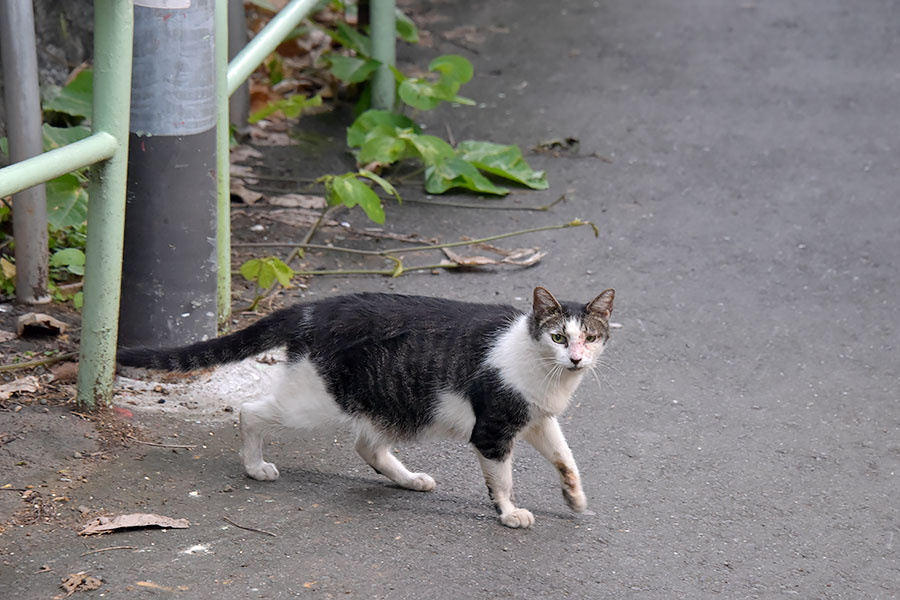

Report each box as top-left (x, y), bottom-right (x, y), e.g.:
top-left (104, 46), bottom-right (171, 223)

top-left (268, 358), bottom-right (347, 429)
top-left (421, 390), bottom-right (477, 441)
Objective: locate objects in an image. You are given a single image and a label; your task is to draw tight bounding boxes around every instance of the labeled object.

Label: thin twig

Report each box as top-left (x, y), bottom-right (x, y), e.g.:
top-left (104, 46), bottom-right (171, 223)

top-left (81, 546), bottom-right (135, 557)
top-left (232, 219), bottom-right (595, 256)
top-left (0, 352), bottom-right (78, 373)
top-left (126, 435), bottom-right (196, 450)
top-left (223, 516), bottom-right (277, 537)
top-left (0, 487), bottom-right (28, 492)
top-left (290, 263), bottom-right (460, 277)
top-left (284, 206), bottom-right (336, 268)
top-left (233, 173), bottom-right (320, 184)
top-left (402, 193), bottom-right (566, 212)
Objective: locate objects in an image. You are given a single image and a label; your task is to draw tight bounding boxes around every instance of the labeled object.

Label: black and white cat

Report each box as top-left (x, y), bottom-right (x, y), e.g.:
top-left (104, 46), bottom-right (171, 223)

top-left (117, 286), bottom-right (615, 528)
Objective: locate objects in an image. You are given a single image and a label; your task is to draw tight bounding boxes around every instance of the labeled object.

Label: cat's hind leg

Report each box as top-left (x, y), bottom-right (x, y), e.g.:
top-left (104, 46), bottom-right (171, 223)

top-left (240, 358), bottom-right (344, 481)
top-left (354, 425), bottom-right (435, 492)
top-left (239, 397), bottom-right (281, 481)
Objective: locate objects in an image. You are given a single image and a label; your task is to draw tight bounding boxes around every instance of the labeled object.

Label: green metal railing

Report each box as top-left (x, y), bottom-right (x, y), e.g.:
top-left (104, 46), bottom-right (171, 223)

top-left (0, 0), bottom-right (396, 408)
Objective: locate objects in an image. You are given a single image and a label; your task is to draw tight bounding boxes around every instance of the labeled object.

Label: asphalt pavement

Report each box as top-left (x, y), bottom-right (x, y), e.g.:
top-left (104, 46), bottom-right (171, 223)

top-left (2, 0), bottom-right (899, 598)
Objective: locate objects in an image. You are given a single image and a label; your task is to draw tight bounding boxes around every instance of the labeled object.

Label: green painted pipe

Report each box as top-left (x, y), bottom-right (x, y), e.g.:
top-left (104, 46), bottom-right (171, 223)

top-left (216, 0), bottom-right (232, 330)
top-left (0, 132), bottom-right (116, 199)
top-left (226, 0), bottom-right (318, 97)
top-left (370, 0), bottom-right (396, 110)
top-left (76, 0), bottom-right (134, 408)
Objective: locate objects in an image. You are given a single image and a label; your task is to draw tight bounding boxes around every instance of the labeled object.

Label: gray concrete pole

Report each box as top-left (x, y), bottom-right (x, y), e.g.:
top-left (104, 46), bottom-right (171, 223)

top-left (119, 0), bottom-right (218, 348)
top-left (0, 0), bottom-right (50, 304)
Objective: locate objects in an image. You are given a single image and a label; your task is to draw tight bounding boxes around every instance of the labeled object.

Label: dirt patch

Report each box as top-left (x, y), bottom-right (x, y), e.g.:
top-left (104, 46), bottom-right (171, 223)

top-left (0, 400), bottom-right (143, 532)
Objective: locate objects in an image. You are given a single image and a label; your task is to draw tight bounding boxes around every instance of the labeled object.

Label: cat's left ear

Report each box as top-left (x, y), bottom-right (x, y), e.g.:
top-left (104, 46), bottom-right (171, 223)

top-left (587, 289), bottom-right (615, 320)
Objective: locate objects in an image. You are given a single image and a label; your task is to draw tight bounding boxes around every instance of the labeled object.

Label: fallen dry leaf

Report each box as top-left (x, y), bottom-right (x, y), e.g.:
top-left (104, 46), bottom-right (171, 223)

top-left (442, 248), bottom-right (499, 267)
top-left (230, 178), bottom-right (264, 205)
top-left (503, 250), bottom-right (546, 267)
top-left (16, 312), bottom-right (68, 337)
top-left (79, 513), bottom-right (190, 536)
top-left (267, 194), bottom-right (327, 209)
top-left (0, 329), bottom-right (16, 343)
top-left (0, 375), bottom-right (41, 401)
top-left (136, 581), bottom-right (189, 592)
top-left (60, 572), bottom-right (102, 597)
top-left (50, 362), bottom-right (79, 384)
top-left (254, 208), bottom-right (338, 229)
top-left (230, 144), bottom-right (264, 164)
top-left (442, 247), bottom-right (546, 268)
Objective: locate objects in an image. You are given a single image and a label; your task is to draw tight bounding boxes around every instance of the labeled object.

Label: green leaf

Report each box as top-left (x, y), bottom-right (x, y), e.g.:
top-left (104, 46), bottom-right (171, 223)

top-left (0, 137), bottom-right (7, 157)
top-left (395, 10), bottom-right (418, 43)
top-left (270, 258), bottom-right (295, 287)
top-left (257, 261), bottom-right (276, 290)
top-left (42, 124), bottom-right (92, 151)
top-left (397, 132), bottom-right (456, 165)
top-left (358, 130), bottom-right (410, 165)
top-left (267, 55), bottom-right (284, 85)
top-left (429, 55), bottom-right (473, 87)
top-left (425, 157), bottom-right (509, 196)
top-left (44, 69), bottom-right (93, 119)
top-left (281, 94), bottom-right (322, 119)
top-left (248, 94), bottom-right (322, 123)
top-left (395, 55), bottom-right (475, 111)
top-left (240, 258), bottom-right (262, 283)
top-left (49, 248), bottom-right (86, 276)
top-left (73, 291), bottom-right (83, 309)
top-left (358, 169), bottom-right (400, 202)
top-left (397, 78), bottom-right (445, 111)
top-left (327, 55), bottom-right (381, 83)
top-left (346, 109), bottom-right (420, 147)
top-left (325, 173), bottom-right (385, 224)
top-left (456, 140), bottom-right (549, 190)
top-left (330, 22), bottom-right (372, 57)
top-left (46, 173), bottom-right (89, 231)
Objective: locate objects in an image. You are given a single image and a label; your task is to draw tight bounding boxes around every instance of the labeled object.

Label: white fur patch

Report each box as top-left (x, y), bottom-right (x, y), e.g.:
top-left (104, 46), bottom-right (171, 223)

top-left (245, 358), bottom-right (347, 432)
top-left (423, 391), bottom-right (477, 441)
top-left (486, 315), bottom-right (585, 416)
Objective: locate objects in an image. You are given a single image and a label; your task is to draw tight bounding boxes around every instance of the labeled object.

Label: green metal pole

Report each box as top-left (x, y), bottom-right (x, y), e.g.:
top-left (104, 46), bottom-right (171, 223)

top-left (216, 0), bottom-right (231, 330)
top-left (227, 0), bottom-right (318, 97)
top-left (370, 0), bottom-right (396, 110)
top-left (0, 133), bottom-right (116, 199)
top-left (76, 0), bottom-right (134, 408)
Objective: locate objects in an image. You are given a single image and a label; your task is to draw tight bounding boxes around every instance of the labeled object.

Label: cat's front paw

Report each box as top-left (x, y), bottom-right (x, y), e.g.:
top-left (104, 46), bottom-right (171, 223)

top-left (245, 461), bottom-right (280, 481)
top-left (563, 489), bottom-right (588, 512)
top-left (500, 508), bottom-right (535, 529)
top-left (404, 473), bottom-right (435, 492)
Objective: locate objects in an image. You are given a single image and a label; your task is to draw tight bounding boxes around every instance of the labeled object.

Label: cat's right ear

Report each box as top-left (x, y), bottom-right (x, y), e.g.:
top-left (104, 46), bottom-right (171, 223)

top-left (533, 287), bottom-right (563, 322)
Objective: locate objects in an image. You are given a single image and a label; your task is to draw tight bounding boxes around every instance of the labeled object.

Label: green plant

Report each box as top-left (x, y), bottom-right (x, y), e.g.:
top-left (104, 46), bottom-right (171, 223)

top-left (0, 69), bottom-right (93, 305)
top-left (240, 256), bottom-right (297, 311)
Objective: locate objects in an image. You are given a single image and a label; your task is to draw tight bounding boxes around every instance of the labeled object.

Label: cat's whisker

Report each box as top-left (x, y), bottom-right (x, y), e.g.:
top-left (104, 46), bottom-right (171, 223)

top-left (589, 363), bottom-right (621, 400)
top-left (595, 358), bottom-right (623, 377)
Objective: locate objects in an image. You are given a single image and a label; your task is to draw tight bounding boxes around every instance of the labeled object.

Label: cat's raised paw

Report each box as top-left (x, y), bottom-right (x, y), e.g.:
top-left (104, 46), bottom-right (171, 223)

top-left (245, 461), bottom-right (280, 481)
top-left (500, 508), bottom-right (535, 529)
top-left (404, 473), bottom-right (436, 492)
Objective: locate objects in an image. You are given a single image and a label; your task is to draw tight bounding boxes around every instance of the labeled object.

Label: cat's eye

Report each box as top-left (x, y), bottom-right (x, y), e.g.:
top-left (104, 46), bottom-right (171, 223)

top-left (550, 333), bottom-right (567, 344)
top-left (585, 335), bottom-right (598, 343)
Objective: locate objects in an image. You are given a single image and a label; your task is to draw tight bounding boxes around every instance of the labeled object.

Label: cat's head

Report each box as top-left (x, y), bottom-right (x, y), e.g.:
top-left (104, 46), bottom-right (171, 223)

top-left (530, 286), bottom-right (615, 371)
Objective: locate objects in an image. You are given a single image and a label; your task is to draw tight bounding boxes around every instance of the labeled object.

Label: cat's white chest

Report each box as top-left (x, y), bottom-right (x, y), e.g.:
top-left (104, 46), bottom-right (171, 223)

top-left (487, 316), bottom-right (584, 416)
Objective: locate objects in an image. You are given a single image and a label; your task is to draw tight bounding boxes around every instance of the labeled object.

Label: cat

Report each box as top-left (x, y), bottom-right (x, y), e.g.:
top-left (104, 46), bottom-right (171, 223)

top-left (117, 286), bottom-right (615, 528)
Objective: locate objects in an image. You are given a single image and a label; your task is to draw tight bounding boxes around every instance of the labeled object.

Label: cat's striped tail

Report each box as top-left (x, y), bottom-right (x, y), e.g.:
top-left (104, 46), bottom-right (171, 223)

top-left (116, 307), bottom-right (300, 371)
